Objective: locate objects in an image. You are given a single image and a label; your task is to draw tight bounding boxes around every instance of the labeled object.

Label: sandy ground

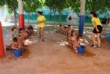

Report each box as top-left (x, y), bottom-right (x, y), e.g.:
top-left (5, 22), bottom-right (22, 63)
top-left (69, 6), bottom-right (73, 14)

top-left (0, 25), bottom-right (110, 74)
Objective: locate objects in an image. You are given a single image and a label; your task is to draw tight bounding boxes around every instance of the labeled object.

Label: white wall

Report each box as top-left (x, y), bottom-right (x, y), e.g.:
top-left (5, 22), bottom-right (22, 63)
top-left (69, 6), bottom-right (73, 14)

top-left (0, 6), bottom-right (7, 22)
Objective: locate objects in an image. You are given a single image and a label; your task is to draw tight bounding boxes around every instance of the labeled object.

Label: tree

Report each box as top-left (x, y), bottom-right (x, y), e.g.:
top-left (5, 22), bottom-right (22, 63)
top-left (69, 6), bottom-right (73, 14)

top-left (45, 0), bottom-right (57, 25)
top-left (45, 0), bottom-right (110, 25)
top-left (23, 0), bottom-right (42, 25)
top-left (0, 1), bottom-right (5, 7)
top-left (67, 0), bottom-right (110, 13)
top-left (45, 0), bottom-right (77, 25)
top-left (56, 0), bottom-right (70, 25)
top-left (3, 0), bottom-right (18, 26)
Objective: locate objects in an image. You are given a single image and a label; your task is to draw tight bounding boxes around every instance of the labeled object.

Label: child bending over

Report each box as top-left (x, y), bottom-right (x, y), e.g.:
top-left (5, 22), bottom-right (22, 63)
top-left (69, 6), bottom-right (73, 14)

top-left (67, 25), bottom-right (74, 37)
top-left (73, 34), bottom-right (83, 53)
top-left (68, 30), bottom-right (77, 47)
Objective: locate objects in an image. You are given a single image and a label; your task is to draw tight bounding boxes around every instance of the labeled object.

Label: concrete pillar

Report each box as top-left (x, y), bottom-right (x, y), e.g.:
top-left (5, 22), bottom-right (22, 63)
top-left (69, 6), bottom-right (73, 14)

top-left (18, 0), bottom-right (24, 29)
top-left (79, 0), bottom-right (85, 34)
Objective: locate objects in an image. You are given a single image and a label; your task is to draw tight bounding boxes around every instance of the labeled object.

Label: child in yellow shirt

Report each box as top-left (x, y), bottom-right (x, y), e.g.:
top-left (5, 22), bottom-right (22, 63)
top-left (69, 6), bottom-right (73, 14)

top-left (90, 12), bottom-right (103, 48)
top-left (37, 11), bottom-right (46, 41)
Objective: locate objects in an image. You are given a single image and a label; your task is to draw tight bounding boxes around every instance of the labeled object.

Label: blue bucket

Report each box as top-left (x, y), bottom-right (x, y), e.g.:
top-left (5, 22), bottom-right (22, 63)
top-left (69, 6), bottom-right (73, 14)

top-left (106, 33), bottom-right (110, 41)
top-left (78, 46), bottom-right (85, 54)
top-left (13, 49), bottom-right (22, 57)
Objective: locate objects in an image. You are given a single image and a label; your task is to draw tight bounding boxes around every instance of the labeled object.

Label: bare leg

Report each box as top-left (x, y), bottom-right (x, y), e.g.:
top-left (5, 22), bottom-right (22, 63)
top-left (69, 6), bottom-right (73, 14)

top-left (97, 33), bottom-right (101, 47)
top-left (38, 27), bottom-right (41, 38)
top-left (73, 47), bottom-right (78, 53)
top-left (92, 33), bottom-right (96, 45)
top-left (41, 28), bottom-right (44, 41)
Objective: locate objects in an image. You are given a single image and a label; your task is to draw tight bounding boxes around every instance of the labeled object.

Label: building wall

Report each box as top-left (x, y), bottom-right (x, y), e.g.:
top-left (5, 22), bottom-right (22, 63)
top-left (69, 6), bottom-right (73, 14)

top-left (0, 6), bottom-right (7, 22)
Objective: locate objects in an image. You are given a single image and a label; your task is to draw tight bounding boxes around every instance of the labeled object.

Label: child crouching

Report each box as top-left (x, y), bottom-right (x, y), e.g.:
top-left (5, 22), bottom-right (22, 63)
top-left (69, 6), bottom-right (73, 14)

top-left (68, 30), bottom-right (77, 47)
top-left (73, 34), bottom-right (83, 53)
top-left (11, 37), bottom-right (22, 50)
top-left (56, 25), bottom-right (62, 33)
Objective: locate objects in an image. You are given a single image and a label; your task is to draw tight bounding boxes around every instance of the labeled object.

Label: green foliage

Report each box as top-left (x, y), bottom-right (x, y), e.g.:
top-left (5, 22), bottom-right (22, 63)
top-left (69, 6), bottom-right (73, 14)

top-left (23, 0), bottom-right (43, 13)
top-left (0, 0), bottom-right (5, 7)
top-left (39, 0), bottom-right (45, 7)
top-left (3, 0), bottom-right (18, 26)
top-left (45, 0), bottom-right (58, 25)
top-left (7, 6), bottom-right (13, 14)
top-left (5, 0), bottom-right (18, 10)
top-left (85, 0), bottom-right (110, 12)
top-left (45, 0), bottom-right (57, 11)
top-left (66, 0), bottom-right (110, 12)
top-left (23, 0), bottom-right (42, 25)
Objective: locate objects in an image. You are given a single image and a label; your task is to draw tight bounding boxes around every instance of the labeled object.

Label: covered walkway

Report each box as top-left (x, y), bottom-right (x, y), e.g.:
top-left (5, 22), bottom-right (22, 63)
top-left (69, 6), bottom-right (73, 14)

top-left (0, 25), bottom-right (110, 74)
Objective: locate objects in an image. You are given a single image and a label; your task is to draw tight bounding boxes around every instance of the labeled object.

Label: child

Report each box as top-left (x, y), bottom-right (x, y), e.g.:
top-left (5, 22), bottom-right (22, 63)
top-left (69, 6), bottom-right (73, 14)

top-left (68, 30), bottom-right (77, 47)
top-left (18, 28), bottom-right (23, 36)
top-left (19, 30), bottom-right (31, 47)
top-left (17, 34), bottom-right (24, 46)
top-left (11, 37), bottom-right (22, 50)
top-left (19, 28), bottom-right (28, 39)
top-left (25, 27), bottom-right (29, 35)
top-left (56, 25), bottom-right (62, 33)
top-left (73, 34), bottom-right (83, 53)
top-left (67, 25), bottom-right (73, 37)
top-left (17, 32), bottom-right (30, 47)
top-left (68, 25), bottom-right (71, 29)
top-left (23, 29), bottom-right (29, 39)
top-left (28, 25), bottom-right (34, 36)
top-left (61, 26), bottom-right (67, 35)
top-left (7, 27), bottom-right (17, 49)
top-left (11, 27), bottom-right (17, 38)
top-left (59, 25), bottom-right (62, 32)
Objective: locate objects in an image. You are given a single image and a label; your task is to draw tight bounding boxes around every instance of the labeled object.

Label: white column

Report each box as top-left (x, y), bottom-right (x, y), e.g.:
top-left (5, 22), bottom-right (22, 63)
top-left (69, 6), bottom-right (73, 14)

top-left (17, 0), bottom-right (24, 29)
top-left (18, 0), bottom-right (23, 14)
top-left (3, 6), bottom-right (7, 22)
top-left (80, 0), bottom-right (85, 15)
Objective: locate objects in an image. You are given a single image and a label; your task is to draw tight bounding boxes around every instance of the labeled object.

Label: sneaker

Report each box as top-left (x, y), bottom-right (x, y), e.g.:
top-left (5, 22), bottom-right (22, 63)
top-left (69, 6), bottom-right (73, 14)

top-left (91, 44), bottom-right (97, 48)
top-left (96, 46), bottom-right (101, 49)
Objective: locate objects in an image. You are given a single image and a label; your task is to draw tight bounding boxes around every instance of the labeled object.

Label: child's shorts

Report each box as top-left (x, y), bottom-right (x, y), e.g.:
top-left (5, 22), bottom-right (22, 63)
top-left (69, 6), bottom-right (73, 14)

top-left (93, 25), bottom-right (103, 34)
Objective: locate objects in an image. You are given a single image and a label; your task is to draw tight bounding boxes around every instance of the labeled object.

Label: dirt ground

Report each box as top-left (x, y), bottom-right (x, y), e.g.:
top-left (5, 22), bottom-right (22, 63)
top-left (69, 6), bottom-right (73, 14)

top-left (0, 25), bottom-right (110, 74)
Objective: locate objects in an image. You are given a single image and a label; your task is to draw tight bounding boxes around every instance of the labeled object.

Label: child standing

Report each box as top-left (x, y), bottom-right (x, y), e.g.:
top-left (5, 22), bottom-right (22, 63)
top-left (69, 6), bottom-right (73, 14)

top-left (37, 11), bottom-right (46, 41)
